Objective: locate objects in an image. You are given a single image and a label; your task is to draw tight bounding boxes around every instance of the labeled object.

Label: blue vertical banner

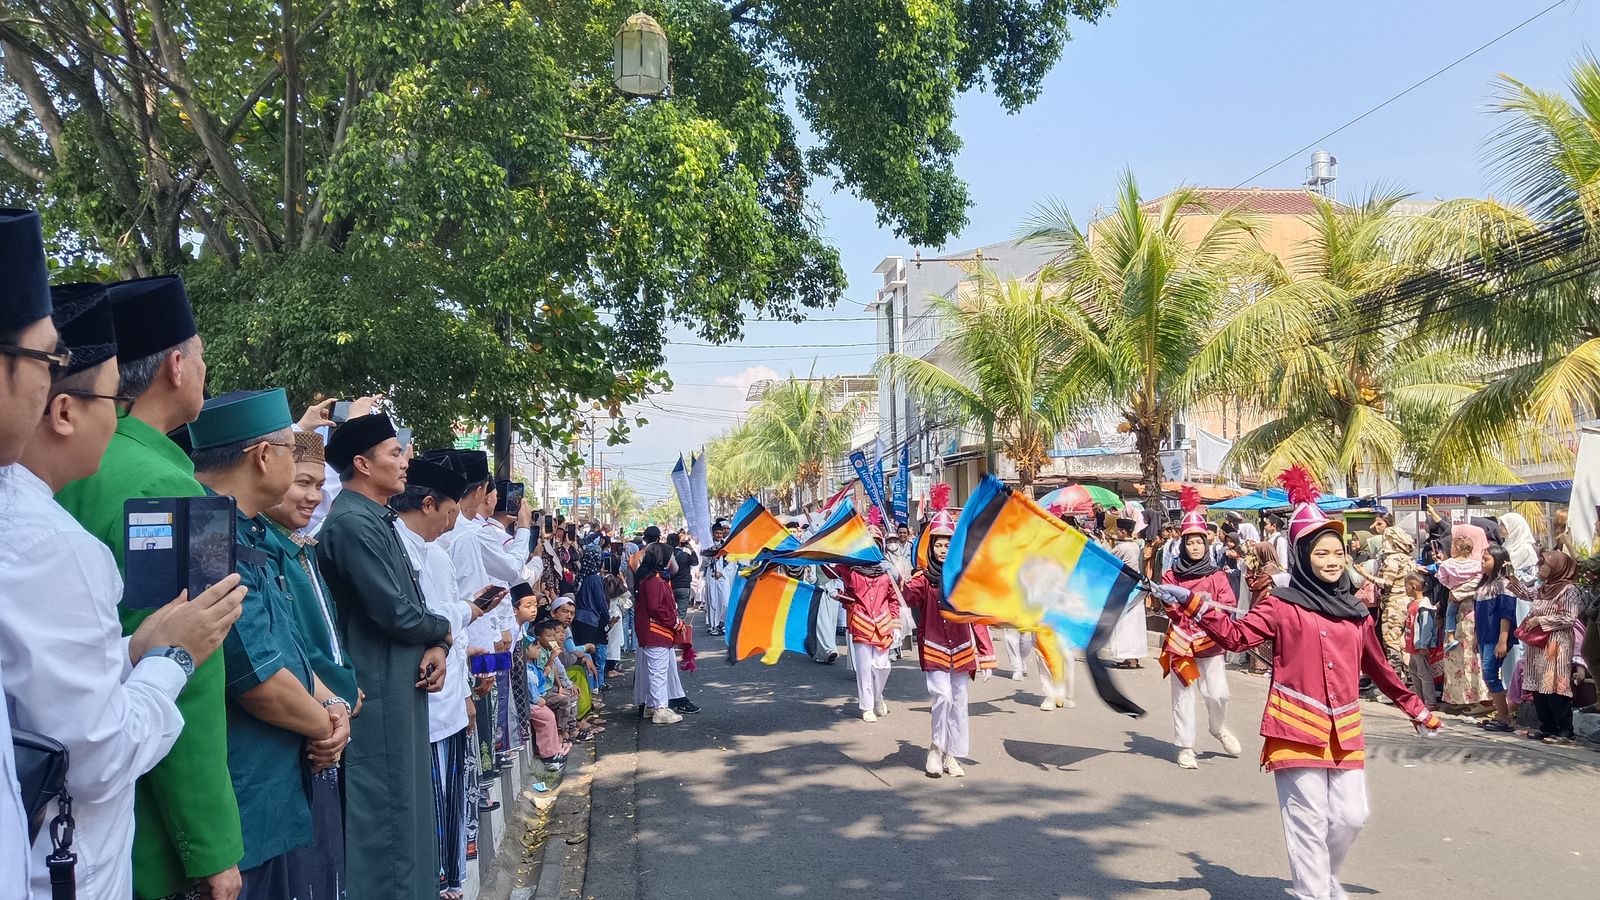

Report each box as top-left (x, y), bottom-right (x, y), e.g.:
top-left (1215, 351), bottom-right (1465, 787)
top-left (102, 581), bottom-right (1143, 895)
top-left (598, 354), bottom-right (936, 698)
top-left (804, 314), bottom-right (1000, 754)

top-left (892, 443), bottom-right (910, 526)
top-left (848, 449), bottom-right (891, 523)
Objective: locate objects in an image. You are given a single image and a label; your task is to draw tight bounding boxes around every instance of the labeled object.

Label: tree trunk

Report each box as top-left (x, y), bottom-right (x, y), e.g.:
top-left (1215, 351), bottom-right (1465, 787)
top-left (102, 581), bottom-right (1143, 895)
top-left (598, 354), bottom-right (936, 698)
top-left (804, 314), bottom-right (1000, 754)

top-left (1346, 465), bottom-right (1360, 500)
top-left (1134, 414), bottom-right (1168, 540)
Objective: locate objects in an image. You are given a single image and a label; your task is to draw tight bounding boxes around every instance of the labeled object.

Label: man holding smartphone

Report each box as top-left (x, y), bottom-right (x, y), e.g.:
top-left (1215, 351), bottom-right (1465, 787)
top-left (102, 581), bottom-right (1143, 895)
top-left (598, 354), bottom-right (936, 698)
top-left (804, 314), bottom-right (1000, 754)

top-left (1, 280), bottom-right (247, 900)
top-left (55, 273), bottom-right (248, 900)
top-left (189, 389), bottom-right (351, 898)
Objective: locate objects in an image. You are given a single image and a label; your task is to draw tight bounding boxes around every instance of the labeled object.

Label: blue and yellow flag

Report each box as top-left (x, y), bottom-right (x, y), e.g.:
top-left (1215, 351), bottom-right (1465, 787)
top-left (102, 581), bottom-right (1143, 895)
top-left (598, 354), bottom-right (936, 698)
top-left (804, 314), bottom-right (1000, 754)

top-left (943, 475), bottom-right (1146, 717)
top-left (724, 568), bottom-right (825, 664)
top-left (755, 499), bottom-right (884, 567)
top-left (722, 497), bottom-right (802, 563)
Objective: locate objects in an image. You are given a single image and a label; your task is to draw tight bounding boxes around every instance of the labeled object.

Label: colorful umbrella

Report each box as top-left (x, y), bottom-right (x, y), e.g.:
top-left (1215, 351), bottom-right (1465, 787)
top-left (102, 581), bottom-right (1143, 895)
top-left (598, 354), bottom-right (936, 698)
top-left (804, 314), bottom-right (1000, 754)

top-left (1037, 484), bottom-right (1122, 515)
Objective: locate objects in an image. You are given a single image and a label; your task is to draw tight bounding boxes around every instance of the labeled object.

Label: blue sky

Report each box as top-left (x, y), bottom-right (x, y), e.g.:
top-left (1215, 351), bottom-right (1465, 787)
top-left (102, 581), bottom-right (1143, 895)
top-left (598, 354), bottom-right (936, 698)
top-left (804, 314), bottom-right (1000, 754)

top-left (610, 0), bottom-right (1597, 503)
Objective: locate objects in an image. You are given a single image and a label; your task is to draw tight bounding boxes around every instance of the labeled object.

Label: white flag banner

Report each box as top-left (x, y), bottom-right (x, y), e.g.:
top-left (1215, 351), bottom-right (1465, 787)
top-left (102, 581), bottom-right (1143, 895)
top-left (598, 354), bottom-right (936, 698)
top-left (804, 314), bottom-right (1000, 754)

top-left (669, 455), bottom-right (692, 532)
top-left (688, 451), bottom-right (714, 548)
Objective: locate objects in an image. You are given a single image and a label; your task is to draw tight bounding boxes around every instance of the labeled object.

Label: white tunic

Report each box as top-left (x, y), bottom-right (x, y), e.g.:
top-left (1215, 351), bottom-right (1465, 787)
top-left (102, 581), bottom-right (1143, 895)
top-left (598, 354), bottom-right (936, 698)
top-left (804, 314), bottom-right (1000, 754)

top-left (0, 464), bottom-right (187, 900)
top-left (393, 518), bottom-right (472, 742)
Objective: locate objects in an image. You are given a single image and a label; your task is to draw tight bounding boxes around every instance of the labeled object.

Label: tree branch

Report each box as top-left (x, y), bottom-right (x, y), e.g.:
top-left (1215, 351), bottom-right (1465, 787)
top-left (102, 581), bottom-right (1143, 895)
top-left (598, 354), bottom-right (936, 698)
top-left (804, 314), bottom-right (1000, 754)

top-left (301, 66), bottom-right (358, 250)
top-left (0, 132), bottom-right (49, 182)
top-left (146, 0), bottom-right (279, 254)
top-left (0, 35), bottom-right (65, 157)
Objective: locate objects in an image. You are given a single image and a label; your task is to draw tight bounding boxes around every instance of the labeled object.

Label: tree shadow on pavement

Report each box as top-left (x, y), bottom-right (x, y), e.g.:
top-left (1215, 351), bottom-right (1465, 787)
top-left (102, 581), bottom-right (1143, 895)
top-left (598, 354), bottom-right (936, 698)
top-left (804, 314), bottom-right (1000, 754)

top-left (1138, 851), bottom-right (1377, 898)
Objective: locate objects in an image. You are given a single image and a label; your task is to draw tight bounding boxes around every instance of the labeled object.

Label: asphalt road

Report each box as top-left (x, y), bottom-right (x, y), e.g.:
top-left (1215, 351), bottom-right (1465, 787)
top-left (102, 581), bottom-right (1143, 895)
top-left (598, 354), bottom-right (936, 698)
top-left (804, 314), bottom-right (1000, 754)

top-left (584, 633), bottom-right (1598, 899)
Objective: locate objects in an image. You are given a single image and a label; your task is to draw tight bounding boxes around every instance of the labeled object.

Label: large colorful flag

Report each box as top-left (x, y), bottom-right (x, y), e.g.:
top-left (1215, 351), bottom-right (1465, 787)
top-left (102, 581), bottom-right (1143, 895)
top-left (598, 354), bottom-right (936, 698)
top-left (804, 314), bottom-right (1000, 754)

top-left (721, 497), bottom-right (801, 563)
top-left (756, 498), bottom-right (885, 567)
top-left (724, 568), bottom-right (825, 664)
top-left (943, 475), bottom-right (1147, 717)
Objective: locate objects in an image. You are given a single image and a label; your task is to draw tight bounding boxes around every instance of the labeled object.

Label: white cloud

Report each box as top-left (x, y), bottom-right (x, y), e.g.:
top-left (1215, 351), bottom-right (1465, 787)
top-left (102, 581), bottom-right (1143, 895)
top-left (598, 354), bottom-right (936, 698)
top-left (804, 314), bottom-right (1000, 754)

top-left (713, 365), bottom-right (780, 391)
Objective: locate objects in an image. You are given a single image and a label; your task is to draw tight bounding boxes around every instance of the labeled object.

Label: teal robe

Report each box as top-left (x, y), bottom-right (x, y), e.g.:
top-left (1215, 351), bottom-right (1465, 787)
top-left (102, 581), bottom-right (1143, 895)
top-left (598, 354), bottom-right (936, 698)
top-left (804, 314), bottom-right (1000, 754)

top-left (315, 489), bottom-right (449, 900)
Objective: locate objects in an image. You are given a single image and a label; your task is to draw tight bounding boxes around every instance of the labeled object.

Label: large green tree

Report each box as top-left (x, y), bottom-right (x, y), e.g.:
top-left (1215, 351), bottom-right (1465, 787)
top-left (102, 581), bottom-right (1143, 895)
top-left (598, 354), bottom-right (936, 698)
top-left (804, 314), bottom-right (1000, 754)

top-left (0, 0), bottom-right (1115, 455)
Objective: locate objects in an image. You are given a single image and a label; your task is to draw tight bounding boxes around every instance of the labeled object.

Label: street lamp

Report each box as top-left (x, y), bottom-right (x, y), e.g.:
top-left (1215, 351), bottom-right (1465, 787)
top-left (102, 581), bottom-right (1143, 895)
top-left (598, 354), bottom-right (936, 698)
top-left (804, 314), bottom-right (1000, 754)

top-left (614, 12), bottom-right (669, 98)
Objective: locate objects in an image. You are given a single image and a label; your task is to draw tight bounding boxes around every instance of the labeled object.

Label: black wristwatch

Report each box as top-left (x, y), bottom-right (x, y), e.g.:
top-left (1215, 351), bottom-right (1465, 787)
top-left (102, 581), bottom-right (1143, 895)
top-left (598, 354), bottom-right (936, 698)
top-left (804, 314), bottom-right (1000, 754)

top-left (142, 645), bottom-right (196, 679)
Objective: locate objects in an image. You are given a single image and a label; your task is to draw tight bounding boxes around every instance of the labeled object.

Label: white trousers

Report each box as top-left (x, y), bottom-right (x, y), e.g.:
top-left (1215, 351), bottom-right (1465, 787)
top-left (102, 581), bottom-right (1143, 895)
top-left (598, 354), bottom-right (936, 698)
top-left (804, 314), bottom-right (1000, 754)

top-left (997, 627), bottom-right (1033, 675)
top-left (850, 643), bottom-right (892, 711)
top-left (1171, 654), bottom-right (1230, 748)
top-left (924, 670), bottom-right (970, 757)
top-left (704, 576), bottom-right (730, 628)
top-left (638, 646), bottom-right (684, 708)
top-left (1274, 767), bottom-right (1369, 900)
top-left (1039, 646), bottom-right (1075, 702)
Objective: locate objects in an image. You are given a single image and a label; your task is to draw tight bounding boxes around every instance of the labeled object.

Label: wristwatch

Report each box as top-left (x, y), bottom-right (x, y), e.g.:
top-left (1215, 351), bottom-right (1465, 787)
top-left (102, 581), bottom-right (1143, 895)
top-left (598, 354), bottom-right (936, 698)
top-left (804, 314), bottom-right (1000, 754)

top-left (142, 645), bottom-right (196, 679)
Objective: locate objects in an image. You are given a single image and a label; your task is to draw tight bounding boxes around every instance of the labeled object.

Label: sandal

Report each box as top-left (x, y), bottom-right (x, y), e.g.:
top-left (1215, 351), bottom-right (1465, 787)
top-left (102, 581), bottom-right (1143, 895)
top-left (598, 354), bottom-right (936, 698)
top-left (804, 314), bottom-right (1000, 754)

top-left (1481, 719), bottom-right (1514, 733)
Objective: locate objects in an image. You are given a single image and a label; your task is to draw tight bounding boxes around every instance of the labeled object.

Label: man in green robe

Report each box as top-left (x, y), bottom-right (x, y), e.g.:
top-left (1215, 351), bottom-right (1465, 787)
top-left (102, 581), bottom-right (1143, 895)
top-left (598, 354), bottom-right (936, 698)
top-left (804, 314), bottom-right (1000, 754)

top-left (55, 275), bottom-right (245, 900)
top-left (315, 413), bottom-right (450, 900)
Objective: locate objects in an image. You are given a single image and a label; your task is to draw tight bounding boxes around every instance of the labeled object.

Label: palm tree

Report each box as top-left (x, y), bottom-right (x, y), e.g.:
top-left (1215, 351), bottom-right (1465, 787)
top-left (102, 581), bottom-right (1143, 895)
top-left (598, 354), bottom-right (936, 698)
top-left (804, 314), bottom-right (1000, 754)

top-left (875, 274), bottom-right (1078, 489)
top-left (1414, 56), bottom-right (1600, 469)
top-left (1225, 190), bottom-right (1495, 492)
top-left (705, 427), bottom-right (771, 506)
top-left (1022, 171), bottom-right (1316, 507)
top-left (738, 375), bottom-right (866, 506)
top-left (603, 478), bottom-right (642, 528)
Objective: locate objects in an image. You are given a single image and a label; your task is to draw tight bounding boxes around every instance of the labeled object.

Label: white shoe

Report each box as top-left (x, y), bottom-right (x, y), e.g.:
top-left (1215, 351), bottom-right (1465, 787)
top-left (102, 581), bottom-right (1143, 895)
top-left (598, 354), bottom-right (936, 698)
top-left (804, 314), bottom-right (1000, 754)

top-left (1010, 670), bottom-right (1024, 681)
top-left (862, 709), bottom-right (878, 723)
top-left (1040, 697), bottom-right (1056, 711)
top-left (1217, 728), bottom-right (1242, 757)
top-left (874, 701), bottom-right (889, 717)
top-left (652, 707), bottom-right (683, 724)
top-left (924, 748), bottom-right (943, 777)
top-left (1177, 748), bottom-right (1198, 769)
top-left (1061, 699), bottom-right (1076, 709)
top-left (942, 754), bottom-right (966, 777)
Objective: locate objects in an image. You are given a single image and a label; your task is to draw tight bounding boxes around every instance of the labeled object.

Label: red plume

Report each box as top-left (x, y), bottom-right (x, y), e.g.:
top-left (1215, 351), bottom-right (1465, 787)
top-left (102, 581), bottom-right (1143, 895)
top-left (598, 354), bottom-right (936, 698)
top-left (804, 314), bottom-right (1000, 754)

top-left (930, 482), bottom-right (952, 512)
top-left (1279, 465), bottom-right (1322, 506)
top-left (866, 505), bottom-right (883, 527)
top-left (1180, 484), bottom-right (1200, 513)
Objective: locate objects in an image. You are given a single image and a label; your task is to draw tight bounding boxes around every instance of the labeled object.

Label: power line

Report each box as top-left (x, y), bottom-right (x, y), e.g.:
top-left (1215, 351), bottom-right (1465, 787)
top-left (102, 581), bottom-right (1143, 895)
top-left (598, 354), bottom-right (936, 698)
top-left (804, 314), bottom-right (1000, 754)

top-left (1230, 0), bottom-right (1568, 189)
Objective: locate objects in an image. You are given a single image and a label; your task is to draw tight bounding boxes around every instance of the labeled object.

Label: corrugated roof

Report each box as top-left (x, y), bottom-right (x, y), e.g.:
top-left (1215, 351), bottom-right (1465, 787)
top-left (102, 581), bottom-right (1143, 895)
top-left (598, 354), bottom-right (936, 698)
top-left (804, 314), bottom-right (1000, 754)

top-left (1141, 188), bottom-right (1334, 217)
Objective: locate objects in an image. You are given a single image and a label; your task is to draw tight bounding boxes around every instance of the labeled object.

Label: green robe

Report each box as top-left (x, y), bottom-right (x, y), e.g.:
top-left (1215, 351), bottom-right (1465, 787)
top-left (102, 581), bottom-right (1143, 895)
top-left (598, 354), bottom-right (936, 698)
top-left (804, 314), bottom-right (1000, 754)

top-left (315, 489), bottom-right (450, 900)
top-left (54, 415), bottom-right (244, 898)
top-left (265, 521), bottom-right (359, 701)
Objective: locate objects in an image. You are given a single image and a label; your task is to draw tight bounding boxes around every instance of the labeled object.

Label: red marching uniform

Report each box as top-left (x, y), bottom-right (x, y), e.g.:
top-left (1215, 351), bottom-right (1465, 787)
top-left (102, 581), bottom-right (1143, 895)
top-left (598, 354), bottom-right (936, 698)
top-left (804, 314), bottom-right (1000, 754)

top-left (836, 568), bottom-right (899, 651)
top-left (1172, 590), bottom-right (1437, 770)
top-left (1159, 568), bottom-right (1232, 678)
top-left (637, 573), bottom-right (680, 649)
top-left (903, 571), bottom-right (994, 673)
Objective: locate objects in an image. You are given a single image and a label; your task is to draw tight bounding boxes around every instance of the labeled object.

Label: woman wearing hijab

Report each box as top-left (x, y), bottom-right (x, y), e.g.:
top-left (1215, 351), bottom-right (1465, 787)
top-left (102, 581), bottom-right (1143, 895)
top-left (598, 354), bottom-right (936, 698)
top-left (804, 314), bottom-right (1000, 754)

top-left (633, 542), bottom-right (686, 724)
top-left (1372, 528), bottom-right (1419, 683)
top-left (1159, 490), bottom-right (1242, 770)
top-left (572, 544), bottom-right (611, 691)
top-left (1440, 523), bottom-right (1490, 709)
top-left (1509, 551), bottom-right (1582, 743)
top-left (832, 524), bottom-right (901, 724)
top-left (1158, 467), bottom-right (1438, 900)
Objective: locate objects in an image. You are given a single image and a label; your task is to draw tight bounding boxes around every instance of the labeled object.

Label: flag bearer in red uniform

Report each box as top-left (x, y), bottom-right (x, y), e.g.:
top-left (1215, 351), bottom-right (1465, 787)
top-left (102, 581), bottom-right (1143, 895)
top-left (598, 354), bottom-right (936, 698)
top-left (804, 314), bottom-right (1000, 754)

top-left (1161, 486), bottom-right (1242, 769)
top-left (903, 508), bottom-right (995, 778)
top-left (833, 525), bottom-right (900, 723)
top-left (1157, 467), bottom-right (1439, 900)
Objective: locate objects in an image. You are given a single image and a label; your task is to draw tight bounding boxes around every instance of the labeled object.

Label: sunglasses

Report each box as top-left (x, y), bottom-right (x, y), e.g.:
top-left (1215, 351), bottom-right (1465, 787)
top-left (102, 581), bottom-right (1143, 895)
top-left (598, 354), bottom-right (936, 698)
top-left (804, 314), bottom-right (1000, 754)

top-left (0, 341), bottom-right (73, 379)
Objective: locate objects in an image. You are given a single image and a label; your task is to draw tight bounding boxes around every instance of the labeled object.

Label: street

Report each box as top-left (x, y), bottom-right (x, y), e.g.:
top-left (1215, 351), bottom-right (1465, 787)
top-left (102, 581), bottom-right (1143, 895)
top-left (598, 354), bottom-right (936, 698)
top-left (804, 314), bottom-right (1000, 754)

top-left (585, 634), bottom-right (1598, 899)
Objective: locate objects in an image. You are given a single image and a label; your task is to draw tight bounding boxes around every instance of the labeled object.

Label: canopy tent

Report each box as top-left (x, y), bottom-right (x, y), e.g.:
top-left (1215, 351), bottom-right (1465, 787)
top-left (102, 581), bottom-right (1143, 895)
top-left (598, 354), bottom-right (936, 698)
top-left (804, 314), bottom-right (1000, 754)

top-left (1209, 487), bottom-right (1361, 512)
top-left (1380, 481), bottom-right (1573, 504)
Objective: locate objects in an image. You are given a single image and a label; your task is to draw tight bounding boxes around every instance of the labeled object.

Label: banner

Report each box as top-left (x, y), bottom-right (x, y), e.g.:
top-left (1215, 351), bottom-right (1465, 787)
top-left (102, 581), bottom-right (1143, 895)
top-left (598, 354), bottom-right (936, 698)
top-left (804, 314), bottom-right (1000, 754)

top-left (753, 498), bottom-right (885, 567)
top-left (669, 455), bottom-right (692, 531)
top-left (724, 568), bottom-right (826, 664)
top-left (722, 497), bottom-right (801, 563)
top-left (848, 449), bottom-right (891, 524)
top-left (687, 452), bottom-right (713, 547)
top-left (892, 443), bottom-right (910, 526)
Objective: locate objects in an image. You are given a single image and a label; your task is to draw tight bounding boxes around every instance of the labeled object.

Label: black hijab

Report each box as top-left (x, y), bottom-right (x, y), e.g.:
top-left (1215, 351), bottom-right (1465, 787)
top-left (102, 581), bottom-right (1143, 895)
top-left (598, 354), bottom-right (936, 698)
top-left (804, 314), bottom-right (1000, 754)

top-left (924, 533), bottom-right (946, 586)
top-left (634, 542), bottom-right (672, 585)
top-left (1170, 533), bottom-right (1219, 582)
top-left (1272, 526), bottom-right (1368, 620)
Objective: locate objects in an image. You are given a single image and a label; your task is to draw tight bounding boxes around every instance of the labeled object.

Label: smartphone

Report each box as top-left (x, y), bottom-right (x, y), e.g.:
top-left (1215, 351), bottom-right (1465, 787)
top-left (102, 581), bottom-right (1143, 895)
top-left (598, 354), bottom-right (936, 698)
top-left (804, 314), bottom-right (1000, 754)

top-left (565, 523), bottom-right (577, 541)
top-left (473, 585), bottom-right (508, 610)
top-left (505, 482), bottom-right (525, 515)
top-left (396, 427), bottom-right (413, 450)
top-left (543, 514), bottom-right (555, 532)
top-left (123, 495), bottom-right (237, 608)
top-left (331, 400), bottom-right (352, 424)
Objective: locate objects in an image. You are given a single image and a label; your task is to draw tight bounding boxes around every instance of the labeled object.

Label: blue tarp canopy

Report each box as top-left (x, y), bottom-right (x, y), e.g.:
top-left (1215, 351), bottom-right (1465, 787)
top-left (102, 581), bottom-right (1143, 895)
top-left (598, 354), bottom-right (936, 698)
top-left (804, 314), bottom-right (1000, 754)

top-left (1380, 481), bottom-right (1572, 504)
top-left (1209, 487), bottom-right (1360, 512)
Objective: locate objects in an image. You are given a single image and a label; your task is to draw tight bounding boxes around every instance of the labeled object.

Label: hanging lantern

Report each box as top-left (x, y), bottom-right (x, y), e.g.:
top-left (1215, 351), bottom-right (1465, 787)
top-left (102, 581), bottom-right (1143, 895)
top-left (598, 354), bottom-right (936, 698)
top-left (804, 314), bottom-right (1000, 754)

top-left (613, 12), bottom-right (669, 98)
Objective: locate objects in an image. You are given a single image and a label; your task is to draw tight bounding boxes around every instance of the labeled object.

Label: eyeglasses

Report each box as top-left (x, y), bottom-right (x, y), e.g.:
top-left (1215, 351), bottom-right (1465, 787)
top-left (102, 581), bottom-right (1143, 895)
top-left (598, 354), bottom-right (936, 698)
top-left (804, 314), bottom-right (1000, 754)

top-left (247, 439), bottom-right (296, 454)
top-left (59, 390), bottom-right (137, 418)
top-left (0, 341), bottom-right (73, 379)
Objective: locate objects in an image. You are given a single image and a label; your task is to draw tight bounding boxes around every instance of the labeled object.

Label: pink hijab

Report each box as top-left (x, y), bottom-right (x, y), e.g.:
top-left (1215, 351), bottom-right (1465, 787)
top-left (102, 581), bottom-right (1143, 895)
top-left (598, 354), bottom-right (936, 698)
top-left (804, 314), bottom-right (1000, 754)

top-left (1452, 523), bottom-right (1489, 557)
